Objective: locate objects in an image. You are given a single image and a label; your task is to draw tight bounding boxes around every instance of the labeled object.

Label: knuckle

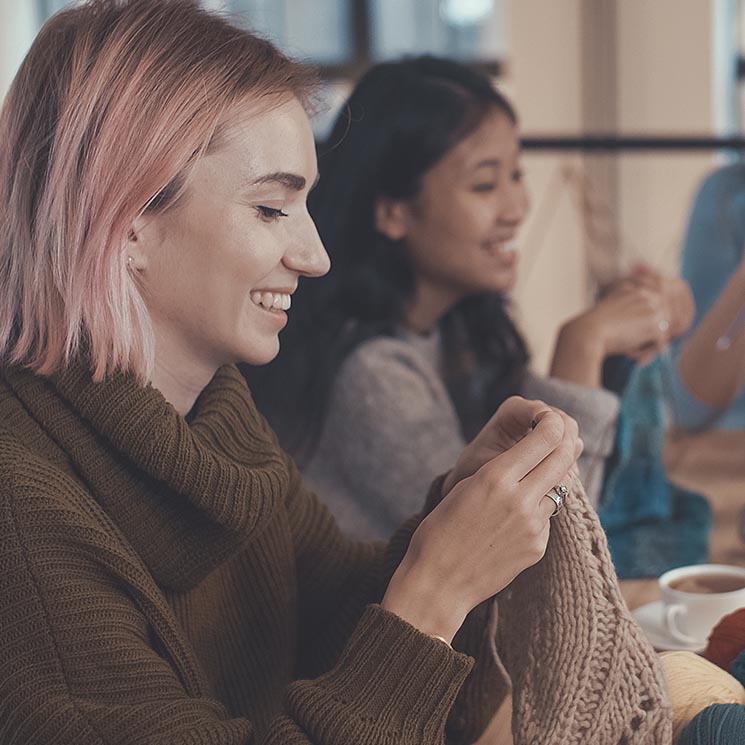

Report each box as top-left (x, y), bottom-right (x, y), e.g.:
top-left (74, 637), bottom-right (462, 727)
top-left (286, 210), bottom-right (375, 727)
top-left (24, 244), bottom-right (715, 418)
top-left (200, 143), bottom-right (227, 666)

top-left (564, 413), bottom-right (579, 438)
top-left (481, 468), bottom-right (509, 497)
top-left (538, 411), bottom-right (565, 445)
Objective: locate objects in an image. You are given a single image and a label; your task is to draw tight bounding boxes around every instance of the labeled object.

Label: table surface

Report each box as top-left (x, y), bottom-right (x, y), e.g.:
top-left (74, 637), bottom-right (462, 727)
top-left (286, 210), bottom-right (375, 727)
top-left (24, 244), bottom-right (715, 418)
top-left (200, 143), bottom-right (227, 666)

top-left (619, 429), bottom-right (745, 610)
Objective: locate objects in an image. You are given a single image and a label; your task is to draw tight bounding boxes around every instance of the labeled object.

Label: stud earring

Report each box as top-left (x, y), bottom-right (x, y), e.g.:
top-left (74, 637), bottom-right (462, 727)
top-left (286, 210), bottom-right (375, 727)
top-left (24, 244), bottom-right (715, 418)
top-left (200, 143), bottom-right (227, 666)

top-left (127, 256), bottom-right (134, 269)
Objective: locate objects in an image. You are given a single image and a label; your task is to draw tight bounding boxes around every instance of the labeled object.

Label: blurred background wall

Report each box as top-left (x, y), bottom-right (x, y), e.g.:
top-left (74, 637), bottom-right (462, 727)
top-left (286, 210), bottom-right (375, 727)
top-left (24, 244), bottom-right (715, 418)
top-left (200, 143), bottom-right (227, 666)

top-left (0, 0), bottom-right (739, 373)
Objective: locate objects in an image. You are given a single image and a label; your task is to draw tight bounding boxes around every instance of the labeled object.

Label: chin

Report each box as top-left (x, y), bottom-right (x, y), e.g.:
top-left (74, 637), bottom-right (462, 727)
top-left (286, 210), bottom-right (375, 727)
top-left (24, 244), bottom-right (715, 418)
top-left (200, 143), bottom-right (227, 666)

top-left (236, 335), bottom-right (280, 367)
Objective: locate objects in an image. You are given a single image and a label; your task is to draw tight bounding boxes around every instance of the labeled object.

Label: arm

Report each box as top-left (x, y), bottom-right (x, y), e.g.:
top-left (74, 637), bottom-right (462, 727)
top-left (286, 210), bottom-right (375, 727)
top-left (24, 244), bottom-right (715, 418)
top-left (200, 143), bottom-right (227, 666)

top-left (668, 167), bottom-right (745, 429)
top-left (677, 260), bottom-right (745, 409)
top-left (306, 338), bottom-right (466, 538)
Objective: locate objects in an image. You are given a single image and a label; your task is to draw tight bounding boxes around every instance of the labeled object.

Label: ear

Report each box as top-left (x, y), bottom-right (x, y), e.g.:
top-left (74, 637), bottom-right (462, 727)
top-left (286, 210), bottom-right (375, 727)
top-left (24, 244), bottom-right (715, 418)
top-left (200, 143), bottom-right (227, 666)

top-left (374, 196), bottom-right (410, 242)
top-left (125, 214), bottom-right (155, 271)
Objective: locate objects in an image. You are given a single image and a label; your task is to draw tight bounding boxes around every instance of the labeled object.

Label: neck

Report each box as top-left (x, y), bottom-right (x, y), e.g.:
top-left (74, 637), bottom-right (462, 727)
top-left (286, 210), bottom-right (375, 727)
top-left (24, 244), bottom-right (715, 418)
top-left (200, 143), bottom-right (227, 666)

top-left (404, 279), bottom-right (463, 334)
top-left (149, 331), bottom-right (219, 416)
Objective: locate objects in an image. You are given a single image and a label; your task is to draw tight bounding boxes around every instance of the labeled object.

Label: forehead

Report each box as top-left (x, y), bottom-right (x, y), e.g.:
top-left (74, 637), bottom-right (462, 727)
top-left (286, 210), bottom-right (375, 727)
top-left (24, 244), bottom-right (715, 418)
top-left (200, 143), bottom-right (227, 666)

top-left (202, 95), bottom-right (316, 181)
top-left (432, 110), bottom-right (519, 178)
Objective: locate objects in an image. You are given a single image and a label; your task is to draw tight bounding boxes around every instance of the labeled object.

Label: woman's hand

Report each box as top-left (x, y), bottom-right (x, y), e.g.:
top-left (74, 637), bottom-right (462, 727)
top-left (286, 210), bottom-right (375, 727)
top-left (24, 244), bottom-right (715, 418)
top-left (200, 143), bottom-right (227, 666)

top-left (381, 397), bottom-right (582, 643)
top-left (566, 282), bottom-right (669, 364)
top-left (551, 268), bottom-right (694, 387)
top-left (626, 265), bottom-right (695, 342)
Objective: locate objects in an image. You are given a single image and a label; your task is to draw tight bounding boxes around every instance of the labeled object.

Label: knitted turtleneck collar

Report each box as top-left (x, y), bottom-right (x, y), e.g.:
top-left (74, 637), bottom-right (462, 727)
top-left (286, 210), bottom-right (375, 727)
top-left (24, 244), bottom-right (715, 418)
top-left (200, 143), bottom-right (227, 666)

top-left (3, 360), bottom-right (289, 591)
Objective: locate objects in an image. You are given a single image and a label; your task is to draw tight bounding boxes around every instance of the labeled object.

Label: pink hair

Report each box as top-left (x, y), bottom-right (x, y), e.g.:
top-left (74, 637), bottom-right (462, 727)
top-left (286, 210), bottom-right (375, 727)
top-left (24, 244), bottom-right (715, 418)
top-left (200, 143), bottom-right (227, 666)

top-left (0, 0), bottom-right (318, 380)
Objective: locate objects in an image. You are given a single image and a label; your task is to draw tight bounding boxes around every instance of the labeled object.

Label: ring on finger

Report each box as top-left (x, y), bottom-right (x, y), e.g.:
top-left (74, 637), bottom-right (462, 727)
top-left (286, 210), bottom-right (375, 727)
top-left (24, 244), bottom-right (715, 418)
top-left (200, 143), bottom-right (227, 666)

top-left (544, 484), bottom-right (568, 518)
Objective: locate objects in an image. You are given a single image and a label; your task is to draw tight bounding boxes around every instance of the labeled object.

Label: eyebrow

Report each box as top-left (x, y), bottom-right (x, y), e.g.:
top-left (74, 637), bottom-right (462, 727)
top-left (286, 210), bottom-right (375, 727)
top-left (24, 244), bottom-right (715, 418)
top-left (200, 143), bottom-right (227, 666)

top-left (474, 158), bottom-right (502, 169)
top-left (250, 171), bottom-right (319, 191)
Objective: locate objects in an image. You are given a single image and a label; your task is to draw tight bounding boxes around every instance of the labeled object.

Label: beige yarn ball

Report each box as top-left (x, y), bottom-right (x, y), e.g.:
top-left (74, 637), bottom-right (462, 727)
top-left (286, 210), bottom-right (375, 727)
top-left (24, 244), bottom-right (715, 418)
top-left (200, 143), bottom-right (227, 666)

top-left (660, 651), bottom-right (745, 741)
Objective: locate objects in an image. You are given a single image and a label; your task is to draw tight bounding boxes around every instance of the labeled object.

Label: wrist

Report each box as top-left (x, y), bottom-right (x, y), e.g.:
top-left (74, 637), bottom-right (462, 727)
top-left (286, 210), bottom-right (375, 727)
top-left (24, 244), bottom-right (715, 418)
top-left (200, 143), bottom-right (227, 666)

top-left (550, 319), bottom-right (606, 386)
top-left (382, 556), bottom-right (467, 644)
top-left (560, 316), bottom-right (607, 358)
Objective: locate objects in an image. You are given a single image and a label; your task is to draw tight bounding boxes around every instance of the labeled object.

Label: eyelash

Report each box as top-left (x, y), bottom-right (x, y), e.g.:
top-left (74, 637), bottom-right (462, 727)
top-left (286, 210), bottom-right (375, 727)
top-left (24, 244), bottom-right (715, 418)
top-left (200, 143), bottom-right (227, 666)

top-left (473, 170), bottom-right (523, 192)
top-left (256, 206), bottom-right (288, 221)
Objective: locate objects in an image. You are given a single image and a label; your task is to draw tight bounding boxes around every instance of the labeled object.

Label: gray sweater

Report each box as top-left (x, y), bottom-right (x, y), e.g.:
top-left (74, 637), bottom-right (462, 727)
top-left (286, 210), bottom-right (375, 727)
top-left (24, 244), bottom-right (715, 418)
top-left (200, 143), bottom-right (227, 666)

top-left (304, 329), bottom-right (620, 541)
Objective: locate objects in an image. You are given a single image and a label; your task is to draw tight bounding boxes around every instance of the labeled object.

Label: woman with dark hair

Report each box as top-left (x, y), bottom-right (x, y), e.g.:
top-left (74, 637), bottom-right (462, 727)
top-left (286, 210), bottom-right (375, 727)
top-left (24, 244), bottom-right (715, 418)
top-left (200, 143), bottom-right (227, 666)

top-left (248, 56), bottom-right (692, 540)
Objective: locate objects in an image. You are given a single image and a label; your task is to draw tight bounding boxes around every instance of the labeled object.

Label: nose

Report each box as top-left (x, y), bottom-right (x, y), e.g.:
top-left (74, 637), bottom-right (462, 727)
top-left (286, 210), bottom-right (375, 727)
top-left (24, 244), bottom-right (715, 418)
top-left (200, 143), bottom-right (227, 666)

top-left (283, 214), bottom-right (331, 278)
top-left (500, 178), bottom-right (530, 227)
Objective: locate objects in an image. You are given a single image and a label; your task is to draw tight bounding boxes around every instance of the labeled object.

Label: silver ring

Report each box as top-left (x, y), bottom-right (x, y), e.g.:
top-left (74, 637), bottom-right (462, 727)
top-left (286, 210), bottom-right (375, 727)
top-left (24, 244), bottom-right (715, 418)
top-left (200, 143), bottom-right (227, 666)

top-left (544, 484), bottom-right (568, 517)
top-left (658, 318), bottom-right (670, 333)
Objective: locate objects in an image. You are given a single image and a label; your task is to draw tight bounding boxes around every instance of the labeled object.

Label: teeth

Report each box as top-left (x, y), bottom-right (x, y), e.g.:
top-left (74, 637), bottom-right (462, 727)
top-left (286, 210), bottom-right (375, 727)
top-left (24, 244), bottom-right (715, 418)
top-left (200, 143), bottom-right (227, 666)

top-left (250, 291), bottom-right (291, 311)
top-left (485, 240), bottom-right (519, 254)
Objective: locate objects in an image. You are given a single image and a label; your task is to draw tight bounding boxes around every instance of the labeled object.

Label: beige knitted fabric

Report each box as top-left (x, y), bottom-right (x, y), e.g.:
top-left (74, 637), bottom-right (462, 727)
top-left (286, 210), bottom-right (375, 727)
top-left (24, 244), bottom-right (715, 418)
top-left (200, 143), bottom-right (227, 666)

top-left (499, 471), bottom-right (673, 743)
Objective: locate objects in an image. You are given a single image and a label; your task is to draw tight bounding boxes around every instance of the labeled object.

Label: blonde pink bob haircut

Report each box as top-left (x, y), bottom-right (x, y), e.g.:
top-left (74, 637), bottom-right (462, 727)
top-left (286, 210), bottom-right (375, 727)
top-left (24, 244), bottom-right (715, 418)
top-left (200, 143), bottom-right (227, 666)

top-left (0, 0), bottom-right (317, 380)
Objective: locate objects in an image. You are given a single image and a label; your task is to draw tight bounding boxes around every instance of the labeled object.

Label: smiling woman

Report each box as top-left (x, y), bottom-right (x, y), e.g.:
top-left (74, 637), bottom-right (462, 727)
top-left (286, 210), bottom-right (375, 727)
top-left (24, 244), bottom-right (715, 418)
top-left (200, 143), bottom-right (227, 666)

top-left (130, 97), bottom-right (329, 414)
top-left (0, 2), bottom-right (671, 744)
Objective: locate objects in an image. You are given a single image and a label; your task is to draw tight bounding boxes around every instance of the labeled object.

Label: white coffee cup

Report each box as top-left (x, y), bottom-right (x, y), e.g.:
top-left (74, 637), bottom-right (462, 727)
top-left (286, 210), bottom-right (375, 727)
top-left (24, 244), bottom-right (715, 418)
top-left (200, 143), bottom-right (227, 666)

top-left (659, 564), bottom-right (745, 647)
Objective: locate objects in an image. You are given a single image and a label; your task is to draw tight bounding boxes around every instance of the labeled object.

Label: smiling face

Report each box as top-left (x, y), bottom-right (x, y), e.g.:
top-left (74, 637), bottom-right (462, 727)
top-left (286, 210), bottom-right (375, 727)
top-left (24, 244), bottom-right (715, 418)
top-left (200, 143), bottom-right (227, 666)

top-left (381, 109), bottom-right (529, 329)
top-left (132, 96), bottom-right (329, 382)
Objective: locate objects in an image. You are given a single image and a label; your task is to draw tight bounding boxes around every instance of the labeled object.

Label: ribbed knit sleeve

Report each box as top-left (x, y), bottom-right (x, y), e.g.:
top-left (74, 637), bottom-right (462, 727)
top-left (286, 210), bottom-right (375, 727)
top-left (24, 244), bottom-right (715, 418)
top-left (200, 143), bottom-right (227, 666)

top-left (497, 473), bottom-right (673, 744)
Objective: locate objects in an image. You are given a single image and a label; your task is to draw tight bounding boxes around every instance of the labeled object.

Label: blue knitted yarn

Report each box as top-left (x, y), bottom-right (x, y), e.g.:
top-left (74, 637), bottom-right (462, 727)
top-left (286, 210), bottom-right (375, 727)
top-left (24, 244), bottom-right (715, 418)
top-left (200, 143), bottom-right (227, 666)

top-left (731, 650), bottom-right (745, 688)
top-left (677, 704), bottom-right (745, 744)
top-left (598, 359), bottom-right (712, 579)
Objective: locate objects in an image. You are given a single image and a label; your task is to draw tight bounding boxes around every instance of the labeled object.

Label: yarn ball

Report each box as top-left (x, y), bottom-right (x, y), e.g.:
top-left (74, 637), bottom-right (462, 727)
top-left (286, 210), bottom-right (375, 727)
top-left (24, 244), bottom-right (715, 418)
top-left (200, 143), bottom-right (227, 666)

top-left (731, 650), bottom-right (745, 688)
top-left (659, 651), bottom-right (745, 741)
top-left (703, 608), bottom-right (745, 672)
top-left (677, 704), bottom-right (745, 745)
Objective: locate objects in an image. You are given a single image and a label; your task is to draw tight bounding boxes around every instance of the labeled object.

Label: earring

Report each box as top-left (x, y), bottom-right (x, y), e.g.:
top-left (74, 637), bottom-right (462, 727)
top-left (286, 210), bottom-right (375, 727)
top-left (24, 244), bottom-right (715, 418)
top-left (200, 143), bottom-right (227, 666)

top-left (127, 256), bottom-right (135, 269)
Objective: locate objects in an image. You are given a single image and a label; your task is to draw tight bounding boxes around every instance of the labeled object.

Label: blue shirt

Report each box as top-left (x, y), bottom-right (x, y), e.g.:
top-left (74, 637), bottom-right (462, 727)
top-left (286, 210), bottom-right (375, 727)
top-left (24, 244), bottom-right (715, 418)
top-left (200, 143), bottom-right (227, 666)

top-left (666, 164), bottom-right (745, 430)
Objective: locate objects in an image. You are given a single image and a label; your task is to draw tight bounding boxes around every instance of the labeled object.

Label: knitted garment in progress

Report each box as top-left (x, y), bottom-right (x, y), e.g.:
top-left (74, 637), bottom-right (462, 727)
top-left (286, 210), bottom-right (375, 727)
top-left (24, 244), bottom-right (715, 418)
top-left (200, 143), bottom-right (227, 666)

top-left (0, 361), bottom-right (671, 743)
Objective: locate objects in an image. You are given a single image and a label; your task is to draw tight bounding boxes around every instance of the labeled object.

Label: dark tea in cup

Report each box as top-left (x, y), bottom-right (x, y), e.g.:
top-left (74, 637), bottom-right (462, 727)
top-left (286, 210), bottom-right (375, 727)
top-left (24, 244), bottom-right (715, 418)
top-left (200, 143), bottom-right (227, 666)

top-left (669, 573), bottom-right (745, 594)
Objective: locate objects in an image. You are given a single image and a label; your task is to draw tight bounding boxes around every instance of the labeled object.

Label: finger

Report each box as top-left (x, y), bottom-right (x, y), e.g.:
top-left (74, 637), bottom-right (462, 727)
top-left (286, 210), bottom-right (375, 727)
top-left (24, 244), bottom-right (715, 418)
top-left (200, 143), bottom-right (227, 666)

top-left (519, 427), bottom-right (578, 498)
top-left (575, 437), bottom-right (584, 460)
top-left (485, 409), bottom-right (565, 482)
top-left (478, 396), bottom-right (551, 447)
top-left (539, 492), bottom-right (558, 520)
top-left (633, 337), bottom-right (665, 366)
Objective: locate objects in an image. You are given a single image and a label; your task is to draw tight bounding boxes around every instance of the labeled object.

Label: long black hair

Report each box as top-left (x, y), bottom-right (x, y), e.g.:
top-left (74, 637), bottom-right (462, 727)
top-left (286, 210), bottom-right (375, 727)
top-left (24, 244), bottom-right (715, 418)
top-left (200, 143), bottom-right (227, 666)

top-left (245, 55), bottom-right (529, 460)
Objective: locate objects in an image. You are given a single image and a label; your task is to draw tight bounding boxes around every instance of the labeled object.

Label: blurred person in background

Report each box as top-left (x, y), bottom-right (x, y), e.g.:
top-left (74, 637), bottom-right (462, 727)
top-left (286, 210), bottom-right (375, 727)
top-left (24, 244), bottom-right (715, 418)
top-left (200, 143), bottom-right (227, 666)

top-left (247, 56), bottom-right (693, 541)
top-left (666, 164), bottom-right (745, 431)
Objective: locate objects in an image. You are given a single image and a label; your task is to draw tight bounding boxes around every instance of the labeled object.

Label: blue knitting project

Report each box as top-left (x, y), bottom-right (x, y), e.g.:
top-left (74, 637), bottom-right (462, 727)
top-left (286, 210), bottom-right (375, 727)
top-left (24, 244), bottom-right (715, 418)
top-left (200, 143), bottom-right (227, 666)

top-left (677, 704), bottom-right (745, 744)
top-left (598, 358), bottom-right (712, 579)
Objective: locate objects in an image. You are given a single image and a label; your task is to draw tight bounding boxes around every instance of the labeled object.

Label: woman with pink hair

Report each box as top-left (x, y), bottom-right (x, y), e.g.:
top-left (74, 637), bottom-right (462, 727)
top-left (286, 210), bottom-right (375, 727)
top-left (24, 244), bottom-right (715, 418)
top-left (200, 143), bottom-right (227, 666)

top-left (0, 1), bottom-right (670, 743)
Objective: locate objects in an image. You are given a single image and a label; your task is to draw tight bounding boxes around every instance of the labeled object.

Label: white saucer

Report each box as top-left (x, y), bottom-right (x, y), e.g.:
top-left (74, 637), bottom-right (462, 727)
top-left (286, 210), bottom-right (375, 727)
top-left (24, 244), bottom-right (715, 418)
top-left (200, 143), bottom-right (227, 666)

top-left (631, 600), bottom-right (706, 653)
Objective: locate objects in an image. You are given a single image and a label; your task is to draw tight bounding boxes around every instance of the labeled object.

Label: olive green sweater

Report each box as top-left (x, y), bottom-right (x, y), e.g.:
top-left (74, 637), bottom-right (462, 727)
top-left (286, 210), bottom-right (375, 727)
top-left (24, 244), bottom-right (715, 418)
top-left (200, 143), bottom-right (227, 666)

top-left (0, 361), bottom-right (672, 744)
